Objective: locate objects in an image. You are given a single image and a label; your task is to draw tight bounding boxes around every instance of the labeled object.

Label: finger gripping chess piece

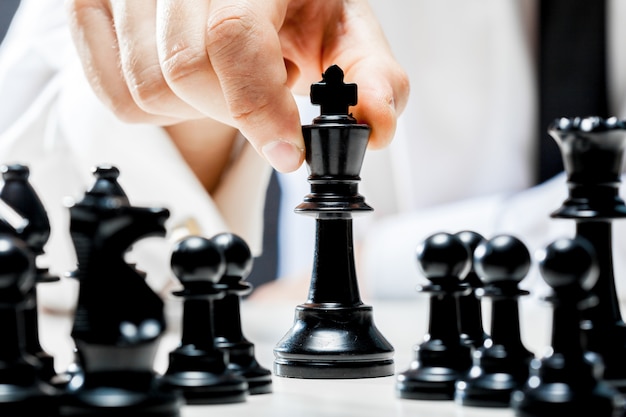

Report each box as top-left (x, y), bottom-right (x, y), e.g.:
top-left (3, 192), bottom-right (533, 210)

top-left (396, 232), bottom-right (473, 400)
top-left (273, 65), bottom-right (394, 379)
top-left (511, 237), bottom-right (625, 417)
top-left (0, 234), bottom-right (58, 416)
top-left (454, 234), bottom-right (534, 407)
top-left (161, 235), bottom-right (249, 404)
top-left (548, 116), bottom-right (626, 392)
top-left (211, 232), bottom-right (272, 394)
top-left (61, 167), bottom-right (180, 416)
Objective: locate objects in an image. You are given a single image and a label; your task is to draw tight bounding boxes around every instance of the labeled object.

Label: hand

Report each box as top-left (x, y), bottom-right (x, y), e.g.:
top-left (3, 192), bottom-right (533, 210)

top-left (65, 0), bottom-right (409, 173)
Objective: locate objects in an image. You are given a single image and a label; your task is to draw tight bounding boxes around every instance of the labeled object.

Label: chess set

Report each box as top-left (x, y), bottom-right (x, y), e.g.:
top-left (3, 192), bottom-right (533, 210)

top-left (0, 65), bottom-right (626, 417)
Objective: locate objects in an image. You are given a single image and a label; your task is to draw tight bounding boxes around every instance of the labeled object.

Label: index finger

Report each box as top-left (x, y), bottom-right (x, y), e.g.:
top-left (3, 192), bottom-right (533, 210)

top-left (206, 0), bottom-right (304, 173)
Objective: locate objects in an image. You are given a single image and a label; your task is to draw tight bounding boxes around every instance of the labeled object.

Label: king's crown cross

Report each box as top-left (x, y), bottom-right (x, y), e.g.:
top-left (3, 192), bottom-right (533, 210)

top-left (310, 65), bottom-right (358, 117)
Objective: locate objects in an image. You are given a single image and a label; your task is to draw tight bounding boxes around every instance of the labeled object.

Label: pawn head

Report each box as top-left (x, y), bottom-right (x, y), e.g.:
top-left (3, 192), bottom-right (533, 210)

top-left (537, 237), bottom-right (598, 293)
top-left (416, 232), bottom-right (471, 283)
top-left (170, 235), bottom-right (225, 285)
top-left (474, 234), bottom-right (531, 285)
top-left (211, 232), bottom-right (253, 279)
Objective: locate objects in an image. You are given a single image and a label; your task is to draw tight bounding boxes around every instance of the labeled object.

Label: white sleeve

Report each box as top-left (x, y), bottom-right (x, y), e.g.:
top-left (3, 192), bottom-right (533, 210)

top-left (359, 175), bottom-right (575, 300)
top-left (0, 0), bottom-right (271, 312)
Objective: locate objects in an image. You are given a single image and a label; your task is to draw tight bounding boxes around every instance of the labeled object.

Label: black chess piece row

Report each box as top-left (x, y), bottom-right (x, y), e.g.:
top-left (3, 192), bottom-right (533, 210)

top-left (161, 232), bottom-right (272, 404)
top-left (398, 116), bottom-right (626, 417)
top-left (397, 230), bottom-right (626, 416)
top-left (0, 163), bottom-right (272, 416)
top-left (396, 231), bottom-right (534, 405)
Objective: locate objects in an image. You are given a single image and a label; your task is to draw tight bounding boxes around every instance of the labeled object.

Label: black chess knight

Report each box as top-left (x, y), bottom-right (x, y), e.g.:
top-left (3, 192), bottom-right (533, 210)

top-left (60, 165), bottom-right (180, 416)
top-left (273, 65), bottom-right (394, 379)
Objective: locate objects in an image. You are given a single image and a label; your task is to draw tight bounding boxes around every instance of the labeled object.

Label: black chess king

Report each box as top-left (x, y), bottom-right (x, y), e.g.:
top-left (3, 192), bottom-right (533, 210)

top-left (273, 65), bottom-right (394, 379)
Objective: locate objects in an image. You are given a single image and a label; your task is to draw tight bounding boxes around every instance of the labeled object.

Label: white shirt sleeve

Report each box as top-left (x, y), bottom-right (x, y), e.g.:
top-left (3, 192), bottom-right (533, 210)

top-left (0, 0), bottom-right (271, 312)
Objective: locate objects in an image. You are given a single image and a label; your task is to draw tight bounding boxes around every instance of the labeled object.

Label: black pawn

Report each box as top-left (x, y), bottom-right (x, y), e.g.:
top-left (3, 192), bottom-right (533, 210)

top-left (455, 230), bottom-right (489, 349)
top-left (0, 234), bottom-right (57, 416)
top-left (511, 237), bottom-right (625, 417)
top-left (454, 234), bottom-right (534, 407)
top-left (396, 232), bottom-right (473, 400)
top-left (211, 232), bottom-right (272, 395)
top-left (161, 236), bottom-right (248, 404)
top-left (0, 164), bottom-right (59, 384)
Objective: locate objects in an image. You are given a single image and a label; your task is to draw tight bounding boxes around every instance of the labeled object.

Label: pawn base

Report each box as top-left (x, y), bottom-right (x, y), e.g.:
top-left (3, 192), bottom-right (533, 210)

top-left (454, 374), bottom-right (521, 407)
top-left (161, 348), bottom-right (248, 404)
top-left (159, 371), bottom-right (248, 405)
top-left (61, 371), bottom-right (181, 417)
top-left (396, 342), bottom-right (472, 400)
top-left (217, 341), bottom-right (272, 394)
top-left (511, 381), bottom-right (624, 417)
top-left (273, 304), bottom-right (394, 379)
top-left (0, 382), bottom-right (58, 417)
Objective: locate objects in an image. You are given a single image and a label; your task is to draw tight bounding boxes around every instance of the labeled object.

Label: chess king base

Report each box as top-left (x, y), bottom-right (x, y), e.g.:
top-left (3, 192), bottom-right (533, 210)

top-left (273, 304), bottom-right (395, 379)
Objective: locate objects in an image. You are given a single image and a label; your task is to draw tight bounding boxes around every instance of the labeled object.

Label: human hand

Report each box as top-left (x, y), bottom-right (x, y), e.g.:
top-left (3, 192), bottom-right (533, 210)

top-left (65, 0), bottom-right (409, 173)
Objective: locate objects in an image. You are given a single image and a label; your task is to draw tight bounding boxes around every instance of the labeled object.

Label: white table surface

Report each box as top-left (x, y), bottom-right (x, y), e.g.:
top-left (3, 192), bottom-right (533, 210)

top-left (39, 295), bottom-right (556, 417)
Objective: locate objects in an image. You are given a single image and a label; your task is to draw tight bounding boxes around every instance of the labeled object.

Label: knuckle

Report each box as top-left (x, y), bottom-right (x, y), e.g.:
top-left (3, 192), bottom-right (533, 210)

top-left (125, 63), bottom-right (171, 111)
top-left (160, 42), bottom-right (209, 83)
top-left (66, 0), bottom-right (109, 22)
top-left (206, 6), bottom-right (256, 59)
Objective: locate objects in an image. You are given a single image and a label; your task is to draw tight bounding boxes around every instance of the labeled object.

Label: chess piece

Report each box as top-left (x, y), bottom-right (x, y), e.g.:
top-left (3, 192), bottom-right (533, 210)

top-left (548, 116), bottom-right (626, 392)
top-left (511, 237), bottom-right (624, 416)
top-left (454, 230), bottom-right (488, 349)
top-left (83, 165), bottom-right (130, 203)
top-left (0, 164), bottom-right (59, 384)
top-left (61, 168), bottom-right (180, 416)
top-left (0, 234), bottom-right (57, 416)
top-left (396, 232), bottom-right (473, 400)
top-left (455, 234), bottom-right (534, 407)
top-left (161, 235), bottom-right (249, 404)
top-left (66, 164), bottom-right (132, 280)
top-left (211, 232), bottom-right (272, 394)
top-left (273, 65), bottom-right (394, 379)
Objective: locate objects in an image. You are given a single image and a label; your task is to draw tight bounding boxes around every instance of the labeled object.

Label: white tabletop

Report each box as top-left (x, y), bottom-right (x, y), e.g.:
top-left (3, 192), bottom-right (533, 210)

top-left (39, 295), bottom-right (555, 417)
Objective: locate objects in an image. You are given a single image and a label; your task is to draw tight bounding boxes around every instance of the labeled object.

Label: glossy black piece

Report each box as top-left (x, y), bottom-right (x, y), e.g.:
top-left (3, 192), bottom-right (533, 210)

top-left (161, 235), bottom-right (249, 404)
top-left (211, 232), bottom-right (272, 394)
top-left (61, 165), bottom-right (180, 416)
top-left (0, 163), bottom-right (59, 385)
top-left (549, 116), bottom-right (626, 392)
top-left (0, 234), bottom-right (58, 416)
top-left (454, 230), bottom-right (489, 349)
top-left (274, 65), bottom-right (394, 379)
top-left (511, 237), bottom-right (624, 417)
top-left (65, 165), bottom-right (132, 281)
top-left (396, 232), bottom-right (473, 400)
top-left (455, 235), bottom-right (534, 407)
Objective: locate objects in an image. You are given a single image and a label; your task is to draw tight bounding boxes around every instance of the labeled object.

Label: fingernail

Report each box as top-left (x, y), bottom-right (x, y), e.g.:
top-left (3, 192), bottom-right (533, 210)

top-left (261, 140), bottom-right (304, 173)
